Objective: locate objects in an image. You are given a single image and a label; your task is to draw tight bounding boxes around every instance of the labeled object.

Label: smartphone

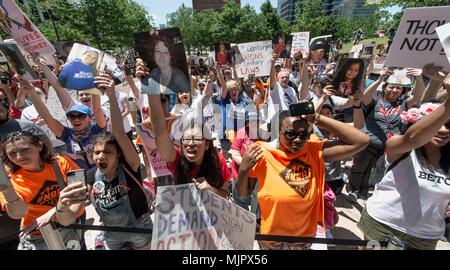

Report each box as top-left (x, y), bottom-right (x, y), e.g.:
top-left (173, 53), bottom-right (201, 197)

top-left (0, 163), bottom-right (9, 185)
top-left (66, 169), bottom-right (86, 186)
top-left (289, 102), bottom-right (315, 117)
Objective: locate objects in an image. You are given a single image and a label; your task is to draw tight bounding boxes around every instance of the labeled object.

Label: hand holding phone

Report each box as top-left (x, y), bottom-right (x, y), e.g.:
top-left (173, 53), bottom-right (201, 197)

top-left (289, 101), bottom-right (315, 117)
top-left (66, 169), bottom-right (86, 186)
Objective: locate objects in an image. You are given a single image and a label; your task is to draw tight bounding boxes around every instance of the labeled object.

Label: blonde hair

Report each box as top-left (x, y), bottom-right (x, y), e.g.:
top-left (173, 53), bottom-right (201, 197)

top-left (226, 80), bottom-right (240, 90)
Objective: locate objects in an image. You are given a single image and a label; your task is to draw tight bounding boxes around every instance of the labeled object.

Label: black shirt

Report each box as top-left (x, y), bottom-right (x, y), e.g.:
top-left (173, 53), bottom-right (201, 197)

top-left (87, 160), bottom-right (148, 219)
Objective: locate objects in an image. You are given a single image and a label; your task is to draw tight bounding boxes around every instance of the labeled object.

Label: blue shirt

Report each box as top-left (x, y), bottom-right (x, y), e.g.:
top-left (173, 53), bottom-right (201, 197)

top-left (58, 60), bottom-right (96, 90)
top-left (214, 95), bottom-right (249, 133)
top-left (58, 122), bottom-right (105, 169)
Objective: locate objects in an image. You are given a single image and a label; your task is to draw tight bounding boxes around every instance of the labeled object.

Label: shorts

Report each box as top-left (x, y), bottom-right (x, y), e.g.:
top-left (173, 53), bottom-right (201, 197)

top-left (102, 213), bottom-right (152, 250)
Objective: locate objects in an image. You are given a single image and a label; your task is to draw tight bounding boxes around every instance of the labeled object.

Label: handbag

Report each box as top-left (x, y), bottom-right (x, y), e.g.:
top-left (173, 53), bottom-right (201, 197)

top-left (324, 183), bottom-right (339, 228)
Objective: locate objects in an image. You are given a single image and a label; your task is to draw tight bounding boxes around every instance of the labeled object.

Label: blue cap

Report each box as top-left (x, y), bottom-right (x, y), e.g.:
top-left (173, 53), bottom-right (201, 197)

top-left (66, 103), bottom-right (93, 116)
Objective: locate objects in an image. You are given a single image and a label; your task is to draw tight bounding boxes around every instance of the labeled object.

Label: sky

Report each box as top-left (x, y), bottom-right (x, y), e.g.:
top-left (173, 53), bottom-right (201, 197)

top-left (137, 0), bottom-right (277, 27)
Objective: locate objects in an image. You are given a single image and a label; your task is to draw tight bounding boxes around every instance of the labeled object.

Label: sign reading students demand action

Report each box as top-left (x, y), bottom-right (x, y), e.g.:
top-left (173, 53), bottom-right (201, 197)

top-left (151, 184), bottom-right (256, 250)
top-left (0, 0), bottom-right (56, 65)
top-left (385, 6), bottom-right (450, 71)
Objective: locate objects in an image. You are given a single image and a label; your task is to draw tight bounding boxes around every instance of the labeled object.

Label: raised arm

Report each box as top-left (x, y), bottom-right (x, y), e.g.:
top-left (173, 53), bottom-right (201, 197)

top-left (406, 68), bottom-right (425, 108)
top-left (421, 64), bottom-right (445, 103)
top-left (386, 75), bottom-right (450, 163)
top-left (0, 184), bottom-right (28, 219)
top-left (20, 79), bottom-right (64, 138)
top-left (32, 54), bottom-right (76, 111)
top-left (215, 63), bottom-right (228, 99)
top-left (350, 91), bottom-right (365, 130)
top-left (136, 59), bottom-right (176, 163)
top-left (0, 82), bottom-right (17, 107)
top-left (362, 67), bottom-right (391, 105)
top-left (299, 52), bottom-right (310, 101)
top-left (91, 94), bottom-right (107, 129)
top-left (235, 144), bottom-right (264, 197)
top-left (98, 74), bottom-right (140, 171)
top-left (269, 53), bottom-right (277, 90)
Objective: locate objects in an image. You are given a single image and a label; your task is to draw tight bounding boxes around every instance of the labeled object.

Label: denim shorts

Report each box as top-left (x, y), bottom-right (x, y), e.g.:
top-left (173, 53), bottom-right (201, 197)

top-left (102, 213), bottom-right (152, 250)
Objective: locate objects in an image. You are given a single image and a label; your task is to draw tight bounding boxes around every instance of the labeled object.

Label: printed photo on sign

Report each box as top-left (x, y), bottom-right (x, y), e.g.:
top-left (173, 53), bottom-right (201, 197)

top-left (435, 22), bottom-right (450, 68)
top-left (385, 6), bottom-right (450, 71)
top-left (332, 58), bottom-right (365, 98)
top-left (386, 68), bottom-right (414, 87)
top-left (273, 34), bottom-right (292, 58)
top-left (0, 42), bottom-right (37, 80)
top-left (215, 43), bottom-right (232, 66)
top-left (134, 27), bottom-right (190, 95)
top-left (362, 43), bottom-right (375, 57)
top-left (0, 0), bottom-right (57, 65)
top-left (231, 44), bottom-right (244, 65)
top-left (310, 35), bottom-right (332, 61)
top-left (54, 40), bottom-right (90, 61)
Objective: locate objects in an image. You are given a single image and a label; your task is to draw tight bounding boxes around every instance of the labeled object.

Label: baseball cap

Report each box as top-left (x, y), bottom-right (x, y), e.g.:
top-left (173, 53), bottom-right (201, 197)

top-left (197, 79), bottom-right (206, 86)
top-left (310, 38), bottom-right (327, 51)
top-left (274, 61), bottom-right (282, 67)
top-left (66, 103), bottom-right (93, 117)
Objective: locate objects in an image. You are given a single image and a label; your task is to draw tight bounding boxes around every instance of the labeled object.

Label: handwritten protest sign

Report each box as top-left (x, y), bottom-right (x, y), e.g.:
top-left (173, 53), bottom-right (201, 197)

top-left (291, 32), bottom-right (310, 58)
top-left (136, 123), bottom-right (172, 178)
top-left (125, 47), bottom-right (139, 76)
top-left (435, 22), bottom-right (450, 68)
top-left (0, 1), bottom-right (56, 65)
top-left (385, 6), bottom-right (450, 71)
top-left (152, 184), bottom-right (256, 250)
top-left (235, 41), bottom-right (272, 78)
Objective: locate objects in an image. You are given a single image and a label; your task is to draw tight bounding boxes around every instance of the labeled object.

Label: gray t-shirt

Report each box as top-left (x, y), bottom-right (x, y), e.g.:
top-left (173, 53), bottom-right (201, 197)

top-left (362, 98), bottom-right (408, 150)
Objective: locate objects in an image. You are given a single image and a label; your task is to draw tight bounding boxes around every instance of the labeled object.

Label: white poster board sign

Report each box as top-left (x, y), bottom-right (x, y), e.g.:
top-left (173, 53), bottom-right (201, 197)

top-left (152, 184), bottom-right (256, 250)
top-left (385, 6), bottom-right (450, 71)
top-left (0, 1), bottom-right (56, 65)
top-left (435, 22), bottom-right (450, 68)
top-left (235, 41), bottom-right (272, 78)
top-left (291, 32), bottom-right (310, 58)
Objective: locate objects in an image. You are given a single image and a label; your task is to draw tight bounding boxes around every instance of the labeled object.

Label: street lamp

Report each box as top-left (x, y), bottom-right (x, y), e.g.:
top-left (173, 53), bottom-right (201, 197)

top-left (43, 1), bottom-right (60, 41)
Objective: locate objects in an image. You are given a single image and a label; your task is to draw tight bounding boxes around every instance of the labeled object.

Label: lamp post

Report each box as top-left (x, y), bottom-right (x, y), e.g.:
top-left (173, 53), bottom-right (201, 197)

top-left (44, 1), bottom-right (60, 41)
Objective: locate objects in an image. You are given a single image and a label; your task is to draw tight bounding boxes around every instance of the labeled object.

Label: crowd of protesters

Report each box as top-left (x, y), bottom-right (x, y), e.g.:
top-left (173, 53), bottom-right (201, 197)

top-left (0, 21), bottom-right (449, 251)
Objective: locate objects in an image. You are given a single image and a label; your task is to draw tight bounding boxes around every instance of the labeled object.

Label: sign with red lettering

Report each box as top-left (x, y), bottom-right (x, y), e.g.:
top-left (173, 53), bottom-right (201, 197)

top-left (385, 6), bottom-right (450, 71)
top-left (235, 40), bottom-right (272, 78)
top-left (0, 1), bottom-right (56, 65)
top-left (291, 32), bottom-right (309, 58)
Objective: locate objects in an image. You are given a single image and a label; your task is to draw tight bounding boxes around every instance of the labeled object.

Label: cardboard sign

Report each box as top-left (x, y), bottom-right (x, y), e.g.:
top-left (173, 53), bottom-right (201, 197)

top-left (115, 78), bottom-right (140, 95)
top-left (215, 43), bottom-right (232, 65)
top-left (54, 40), bottom-right (90, 60)
top-left (136, 123), bottom-right (173, 178)
top-left (332, 58), bottom-right (365, 97)
top-left (362, 43), bottom-right (375, 57)
top-left (0, 1), bottom-right (56, 65)
top-left (235, 40), bottom-right (272, 78)
top-left (385, 6), bottom-right (450, 71)
top-left (152, 184), bottom-right (256, 250)
top-left (386, 69), bottom-right (414, 87)
top-left (273, 35), bottom-right (292, 59)
top-left (435, 22), bottom-right (450, 68)
top-left (231, 44), bottom-right (244, 65)
top-left (291, 32), bottom-right (310, 58)
top-left (0, 42), bottom-right (37, 80)
top-left (134, 28), bottom-right (190, 95)
top-left (349, 44), bottom-right (363, 58)
top-left (124, 47), bottom-right (139, 76)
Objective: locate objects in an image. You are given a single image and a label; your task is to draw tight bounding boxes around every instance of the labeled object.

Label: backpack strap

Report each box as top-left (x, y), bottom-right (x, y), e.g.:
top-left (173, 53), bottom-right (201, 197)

top-left (121, 164), bottom-right (155, 212)
top-left (385, 151), bottom-right (411, 174)
top-left (52, 159), bottom-right (66, 190)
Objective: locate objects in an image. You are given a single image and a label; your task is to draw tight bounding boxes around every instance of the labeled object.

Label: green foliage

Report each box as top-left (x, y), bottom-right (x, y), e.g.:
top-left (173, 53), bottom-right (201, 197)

top-left (378, 0), bottom-right (450, 8)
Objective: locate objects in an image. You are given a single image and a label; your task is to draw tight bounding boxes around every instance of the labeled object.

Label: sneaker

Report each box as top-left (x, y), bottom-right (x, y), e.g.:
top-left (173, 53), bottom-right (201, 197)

top-left (347, 191), bottom-right (359, 203)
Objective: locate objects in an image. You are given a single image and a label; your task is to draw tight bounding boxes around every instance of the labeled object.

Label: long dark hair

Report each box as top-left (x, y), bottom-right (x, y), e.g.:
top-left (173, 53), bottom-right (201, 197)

top-left (1, 131), bottom-right (55, 173)
top-left (416, 142), bottom-right (450, 175)
top-left (332, 59), bottom-right (364, 93)
top-left (176, 123), bottom-right (224, 189)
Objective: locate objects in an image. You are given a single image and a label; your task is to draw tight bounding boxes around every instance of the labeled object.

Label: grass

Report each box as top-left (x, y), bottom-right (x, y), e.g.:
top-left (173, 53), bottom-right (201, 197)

top-left (341, 37), bottom-right (388, 53)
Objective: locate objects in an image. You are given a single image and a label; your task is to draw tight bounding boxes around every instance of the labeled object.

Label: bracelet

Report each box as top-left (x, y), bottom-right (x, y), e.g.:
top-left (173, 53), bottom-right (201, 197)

top-left (5, 197), bottom-right (20, 204)
top-left (56, 204), bottom-right (67, 213)
top-left (353, 105), bottom-right (362, 109)
top-left (313, 113), bottom-right (321, 124)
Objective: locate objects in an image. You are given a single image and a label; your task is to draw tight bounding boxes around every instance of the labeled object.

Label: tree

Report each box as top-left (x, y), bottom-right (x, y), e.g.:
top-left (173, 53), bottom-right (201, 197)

top-left (259, 0), bottom-right (290, 40)
top-left (167, 4), bottom-right (194, 54)
top-left (378, 0), bottom-right (450, 8)
top-left (291, 0), bottom-right (335, 38)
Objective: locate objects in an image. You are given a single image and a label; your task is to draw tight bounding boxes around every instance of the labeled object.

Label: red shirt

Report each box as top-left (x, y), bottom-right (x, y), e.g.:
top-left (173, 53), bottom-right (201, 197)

top-left (167, 147), bottom-right (232, 184)
top-left (216, 52), bottom-right (229, 66)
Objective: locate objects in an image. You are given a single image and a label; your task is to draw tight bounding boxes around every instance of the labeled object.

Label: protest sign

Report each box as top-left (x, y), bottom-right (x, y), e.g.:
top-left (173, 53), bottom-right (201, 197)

top-left (386, 68), bottom-right (414, 87)
top-left (231, 44), bottom-right (244, 65)
top-left (0, 47), bottom-right (7, 62)
top-left (291, 32), bottom-right (310, 58)
top-left (0, 1), bottom-right (56, 65)
top-left (152, 183), bottom-right (256, 250)
top-left (435, 22), bottom-right (450, 68)
top-left (136, 123), bottom-right (173, 178)
top-left (0, 42), bottom-right (37, 80)
top-left (124, 47), bottom-right (139, 76)
top-left (215, 43), bottom-right (232, 66)
top-left (273, 34), bottom-right (292, 59)
top-left (362, 43), bottom-right (375, 57)
top-left (54, 40), bottom-right (90, 60)
top-left (385, 6), bottom-right (450, 71)
top-left (235, 40), bottom-right (272, 78)
top-left (134, 27), bottom-right (190, 97)
top-left (332, 58), bottom-right (365, 97)
top-left (115, 78), bottom-right (140, 95)
top-left (349, 44), bottom-right (363, 58)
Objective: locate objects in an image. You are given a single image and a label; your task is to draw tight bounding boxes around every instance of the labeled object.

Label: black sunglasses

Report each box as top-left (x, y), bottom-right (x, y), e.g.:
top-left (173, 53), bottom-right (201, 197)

top-left (67, 114), bottom-right (87, 120)
top-left (282, 130), bottom-right (309, 141)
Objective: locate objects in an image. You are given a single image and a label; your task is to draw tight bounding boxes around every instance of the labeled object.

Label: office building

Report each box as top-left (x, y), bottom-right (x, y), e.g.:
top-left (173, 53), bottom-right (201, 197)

top-left (192, 0), bottom-right (241, 12)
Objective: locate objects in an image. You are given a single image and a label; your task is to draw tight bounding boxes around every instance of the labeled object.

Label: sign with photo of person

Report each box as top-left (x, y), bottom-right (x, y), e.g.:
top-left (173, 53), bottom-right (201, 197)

top-left (152, 183), bottom-right (256, 250)
top-left (273, 34), bottom-right (293, 58)
top-left (385, 6), bottom-right (450, 71)
top-left (435, 22), bottom-right (450, 68)
top-left (215, 42), bottom-right (232, 66)
top-left (291, 32), bottom-right (310, 58)
top-left (231, 44), bottom-right (244, 65)
top-left (235, 40), bottom-right (273, 78)
top-left (0, 0), bottom-right (56, 65)
top-left (0, 42), bottom-right (37, 81)
top-left (133, 27), bottom-right (190, 97)
top-left (331, 58), bottom-right (365, 98)
top-left (54, 40), bottom-right (90, 61)
top-left (386, 68), bottom-right (414, 87)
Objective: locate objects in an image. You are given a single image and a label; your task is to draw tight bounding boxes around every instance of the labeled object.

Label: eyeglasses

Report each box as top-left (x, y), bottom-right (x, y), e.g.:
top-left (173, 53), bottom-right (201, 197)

top-left (181, 137), bottom-right (204, 145)
top-left (281, 130), bottom-right (309, 141)
top-left (67, 114), bottom-right (87, 120)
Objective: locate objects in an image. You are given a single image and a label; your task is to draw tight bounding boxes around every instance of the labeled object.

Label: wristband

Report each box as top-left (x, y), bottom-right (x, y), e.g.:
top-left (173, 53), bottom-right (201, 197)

top-left (353, 105), bottom-right (362, 109)
top-left (56, 204), bottom-right (67, 213)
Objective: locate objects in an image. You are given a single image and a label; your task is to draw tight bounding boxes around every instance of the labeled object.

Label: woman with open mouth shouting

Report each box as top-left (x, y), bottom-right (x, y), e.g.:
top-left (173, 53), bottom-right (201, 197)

top-left (137, 59), bottom-right (232, 198)
top-left (85, 74), bottom-right (152, 250)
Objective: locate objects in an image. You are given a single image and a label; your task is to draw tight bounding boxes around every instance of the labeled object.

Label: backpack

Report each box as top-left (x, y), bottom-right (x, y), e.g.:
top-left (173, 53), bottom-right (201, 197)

top-left (122, 164), bottom-right (156, 214)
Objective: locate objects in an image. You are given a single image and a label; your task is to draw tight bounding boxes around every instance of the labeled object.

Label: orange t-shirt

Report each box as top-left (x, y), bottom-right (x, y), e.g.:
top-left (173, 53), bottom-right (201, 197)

top-left (0, 156), bottom-right (80, 228)
top-left (248, 140), bottom-right (325, 237)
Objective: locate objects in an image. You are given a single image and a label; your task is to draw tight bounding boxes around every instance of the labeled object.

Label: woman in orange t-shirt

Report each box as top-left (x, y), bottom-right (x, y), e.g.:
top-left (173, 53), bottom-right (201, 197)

top-left (0, 131), bottom-right (86, 250)
top-left (235, 108), bottom-right (370, 249)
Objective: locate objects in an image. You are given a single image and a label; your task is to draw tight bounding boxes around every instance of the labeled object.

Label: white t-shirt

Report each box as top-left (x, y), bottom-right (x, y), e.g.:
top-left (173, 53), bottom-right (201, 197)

top-left (267, 82), bottom-right (299, 122)
top-left (367, 150), bottom-right (450, 239)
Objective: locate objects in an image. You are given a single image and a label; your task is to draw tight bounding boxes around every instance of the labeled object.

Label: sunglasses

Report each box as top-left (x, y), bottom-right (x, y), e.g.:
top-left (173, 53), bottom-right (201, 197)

top-left (2, 130), bottom-right (39, 144)
top-left (67, 114), bottom-right (87, 120)
top-left (282, 130), bottom-right (309, 141)
top-left (181, 137), bottom-right (204, 145)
